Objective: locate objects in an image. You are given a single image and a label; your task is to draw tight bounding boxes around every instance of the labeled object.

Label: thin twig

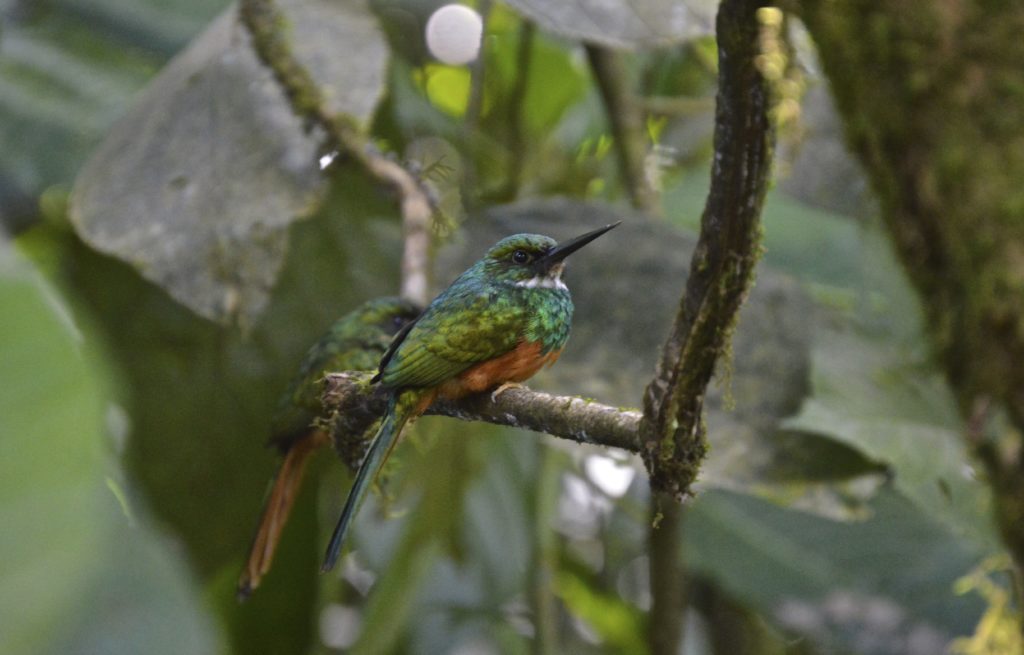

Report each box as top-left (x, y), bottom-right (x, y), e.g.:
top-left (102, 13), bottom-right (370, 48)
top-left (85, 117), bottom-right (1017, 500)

top-left (648, 494), bottom-right (685, 655)
top-left (500, 20), bottom-right (536, 199)
top-left (531, 442), bottom-right (561, 655)
top-left (585, 44), bottom-right (657, 213)
top-left (239, 0), bottom-right (433, 306)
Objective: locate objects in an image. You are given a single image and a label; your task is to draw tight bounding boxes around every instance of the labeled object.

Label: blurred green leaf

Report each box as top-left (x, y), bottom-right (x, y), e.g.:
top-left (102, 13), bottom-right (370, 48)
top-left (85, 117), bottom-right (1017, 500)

top-left (555, 570), bottom-right (648, 655)
top-left (667, 175), bottom-right (994, 533)
top-left (687, 488), bottom-right (986, 654)
top-left (0, 241), bottom-right (219, 655)
top-left (49, 504), bottom-right (224, 655)
top-left (485, 25), bottom-right (588, 136)
top-left (784, 326), bottom-right (998, 549)
top-left (0, 242), bottom-right (109, 654)
top-left (665, 174), bottom-right (864, 289)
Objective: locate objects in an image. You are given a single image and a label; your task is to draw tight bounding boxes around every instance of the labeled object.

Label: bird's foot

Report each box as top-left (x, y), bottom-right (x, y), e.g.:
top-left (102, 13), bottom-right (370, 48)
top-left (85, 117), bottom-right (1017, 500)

top-left (491, 382), bottom-right (526, 402)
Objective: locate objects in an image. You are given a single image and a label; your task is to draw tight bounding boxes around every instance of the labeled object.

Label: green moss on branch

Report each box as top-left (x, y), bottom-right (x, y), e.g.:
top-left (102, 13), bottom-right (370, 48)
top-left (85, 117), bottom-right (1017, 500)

top-left (640, 0), bottom-right (774, 497)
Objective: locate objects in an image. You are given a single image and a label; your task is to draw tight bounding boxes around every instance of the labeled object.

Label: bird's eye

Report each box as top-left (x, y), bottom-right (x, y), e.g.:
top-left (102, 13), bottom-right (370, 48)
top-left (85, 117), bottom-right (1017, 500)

top-left (512, 249), bottom-right (530, 264)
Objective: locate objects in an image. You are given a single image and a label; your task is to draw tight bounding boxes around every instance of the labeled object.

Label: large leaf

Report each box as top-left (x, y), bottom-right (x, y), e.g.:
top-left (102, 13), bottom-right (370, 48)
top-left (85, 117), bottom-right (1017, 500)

top-left (503, 0), bottom-right (717, 49)
top-left (280, 0), bottom-right (389, 122)
top-left (687, 489), bottom-right (986, 653)
top-left (784, 326), bottom-right (998, 549)
top-left (70, 0), bottom-right (389, 324)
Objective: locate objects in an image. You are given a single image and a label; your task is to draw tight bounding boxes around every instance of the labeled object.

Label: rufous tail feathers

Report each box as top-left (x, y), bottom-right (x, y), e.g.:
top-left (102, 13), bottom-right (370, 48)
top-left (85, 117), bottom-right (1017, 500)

top-left (238, 429), bottom-right (329, 599)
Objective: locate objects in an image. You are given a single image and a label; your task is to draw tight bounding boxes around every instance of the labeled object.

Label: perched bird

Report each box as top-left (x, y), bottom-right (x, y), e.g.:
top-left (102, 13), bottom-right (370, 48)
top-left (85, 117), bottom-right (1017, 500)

top-left (321, 223), bottom-right (619, 572)
top-left (238, 297), bottom-right (421, 598)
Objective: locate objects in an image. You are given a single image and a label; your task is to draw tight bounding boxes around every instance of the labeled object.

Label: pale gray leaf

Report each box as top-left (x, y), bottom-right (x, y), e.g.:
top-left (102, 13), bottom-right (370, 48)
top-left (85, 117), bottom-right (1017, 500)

top-left (503, 0), bottom-right (717, 49)
top-left (71, 7), bottom-right (323, 323)
top-left (70, 1), bottom-right (390, 324)
top-left (279, 0), bottom-right (389, 126)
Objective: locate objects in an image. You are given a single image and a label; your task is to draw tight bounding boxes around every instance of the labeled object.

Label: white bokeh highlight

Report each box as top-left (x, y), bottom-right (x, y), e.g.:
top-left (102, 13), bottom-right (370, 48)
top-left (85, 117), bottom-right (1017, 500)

top-left (584, 453), bottom-right (637, 498)
top-left (425, 4), bottom-right (483, 65)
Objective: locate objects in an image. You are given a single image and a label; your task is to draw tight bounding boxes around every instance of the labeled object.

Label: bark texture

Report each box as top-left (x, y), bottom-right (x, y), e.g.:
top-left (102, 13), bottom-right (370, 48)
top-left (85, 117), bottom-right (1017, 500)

top-left (798, 0), bottom-right (1024, 575)
top-left (640, 0), bottom-right (773, 497)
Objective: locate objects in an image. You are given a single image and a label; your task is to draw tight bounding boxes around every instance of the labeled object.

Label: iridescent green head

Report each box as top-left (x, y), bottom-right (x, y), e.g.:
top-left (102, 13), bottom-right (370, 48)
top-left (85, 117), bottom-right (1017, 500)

top-left (477, 223), bottom-right (620, 288)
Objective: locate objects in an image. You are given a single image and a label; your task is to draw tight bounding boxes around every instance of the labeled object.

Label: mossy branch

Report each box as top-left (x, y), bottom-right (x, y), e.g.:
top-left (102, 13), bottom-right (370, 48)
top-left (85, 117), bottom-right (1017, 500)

top-left (322, 372), bottom-right (642, 455)
top-left (238, 0), bottom-right (433, 307)
top-left (640, 0), bottom-right (773, 497)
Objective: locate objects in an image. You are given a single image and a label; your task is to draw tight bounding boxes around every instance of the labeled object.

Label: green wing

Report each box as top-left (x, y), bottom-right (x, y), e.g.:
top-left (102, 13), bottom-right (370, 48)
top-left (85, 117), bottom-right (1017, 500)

top-left (378, 286), bottom-right (527, 389)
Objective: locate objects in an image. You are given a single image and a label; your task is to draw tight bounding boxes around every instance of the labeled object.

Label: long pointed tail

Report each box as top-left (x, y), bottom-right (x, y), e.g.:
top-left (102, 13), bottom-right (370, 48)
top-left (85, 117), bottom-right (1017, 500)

top-left (238, 429), bottom-right (329, 599)
top-left (321, 393), bottom-right (412, 572)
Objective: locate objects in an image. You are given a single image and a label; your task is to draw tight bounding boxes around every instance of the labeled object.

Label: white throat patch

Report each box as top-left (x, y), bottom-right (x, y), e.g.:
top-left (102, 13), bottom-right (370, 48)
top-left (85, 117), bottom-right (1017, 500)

top-left (515, 272), bottom-right (567, 291)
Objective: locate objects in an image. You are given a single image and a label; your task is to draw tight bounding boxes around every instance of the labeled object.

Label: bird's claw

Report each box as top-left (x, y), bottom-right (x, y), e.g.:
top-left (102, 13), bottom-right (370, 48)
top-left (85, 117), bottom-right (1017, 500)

top-left (491, 382), bottom-right (526, 402)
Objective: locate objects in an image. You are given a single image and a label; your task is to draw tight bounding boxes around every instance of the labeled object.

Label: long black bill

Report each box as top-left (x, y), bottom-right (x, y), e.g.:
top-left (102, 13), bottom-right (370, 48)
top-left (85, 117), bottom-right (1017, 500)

top-left (541, 222), bottom-right (620, 266)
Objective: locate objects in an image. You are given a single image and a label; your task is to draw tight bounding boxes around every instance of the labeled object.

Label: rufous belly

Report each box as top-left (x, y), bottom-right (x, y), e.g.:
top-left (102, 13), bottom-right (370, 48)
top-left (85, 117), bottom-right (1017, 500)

top-left (439, 339), bottom-right (562, 400)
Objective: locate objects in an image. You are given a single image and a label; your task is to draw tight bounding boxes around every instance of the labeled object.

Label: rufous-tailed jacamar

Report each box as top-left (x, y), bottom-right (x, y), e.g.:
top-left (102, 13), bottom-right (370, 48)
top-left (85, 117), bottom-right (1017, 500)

top-left (238, 296), bottom-right (420, 597)
top-left (321, 223), bottom-right (619, 572)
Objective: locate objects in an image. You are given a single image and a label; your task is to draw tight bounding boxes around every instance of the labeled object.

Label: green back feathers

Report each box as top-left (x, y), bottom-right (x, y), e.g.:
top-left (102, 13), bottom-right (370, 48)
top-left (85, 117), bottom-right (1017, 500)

top-left (270, 297), bottom-right (421, 443)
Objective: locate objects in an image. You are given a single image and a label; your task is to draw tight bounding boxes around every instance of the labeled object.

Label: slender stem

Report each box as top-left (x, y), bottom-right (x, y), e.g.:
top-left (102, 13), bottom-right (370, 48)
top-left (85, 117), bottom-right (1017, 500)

top-left (501, 20), bottom-right (536, 199)
top-left (461, 0), bottom-right (490, 207)
top-left (398, 176), bottom-right (433, 306)
top-left (464, 0), bottom-right (491, 134)
top-left (531, 442), bottom-right (561, 655)
top-left (648, 493), bottom-right (685, 655)
top-left (585, 44), bottom-right (657, 212)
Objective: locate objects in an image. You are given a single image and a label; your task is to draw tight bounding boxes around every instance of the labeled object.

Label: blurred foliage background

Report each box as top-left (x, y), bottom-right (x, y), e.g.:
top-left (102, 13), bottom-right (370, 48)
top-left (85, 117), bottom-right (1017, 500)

top-left (1, 0), bottom-right (1020, 654)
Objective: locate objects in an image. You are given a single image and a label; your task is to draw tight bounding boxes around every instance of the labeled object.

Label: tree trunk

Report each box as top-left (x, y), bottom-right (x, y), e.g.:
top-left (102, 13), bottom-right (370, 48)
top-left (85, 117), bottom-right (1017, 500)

top-left (797, 0), bottom-right (1024, 581)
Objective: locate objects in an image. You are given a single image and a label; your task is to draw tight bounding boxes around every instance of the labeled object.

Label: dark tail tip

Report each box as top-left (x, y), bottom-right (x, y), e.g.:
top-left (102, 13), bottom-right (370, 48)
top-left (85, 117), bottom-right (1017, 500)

top-left (321, 541), bottom-right (342, 573)
top-left (236, 581), bottom-right (254, 603)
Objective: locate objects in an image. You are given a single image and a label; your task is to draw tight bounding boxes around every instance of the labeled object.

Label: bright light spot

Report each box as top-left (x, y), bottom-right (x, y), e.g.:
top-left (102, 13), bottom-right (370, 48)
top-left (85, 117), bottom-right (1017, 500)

top-left (341, 553), bottom-right (376, 596)
top-left (584, 453), bottom-right (636, 498)
top-left (425, 4), bottom-right (483, 66)
top-left (105, 402), bottom-right (131, 454)
top-left (319, 604), bottom-right (361, 650)
top-left (319, 151), bottom-right (338, 169)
